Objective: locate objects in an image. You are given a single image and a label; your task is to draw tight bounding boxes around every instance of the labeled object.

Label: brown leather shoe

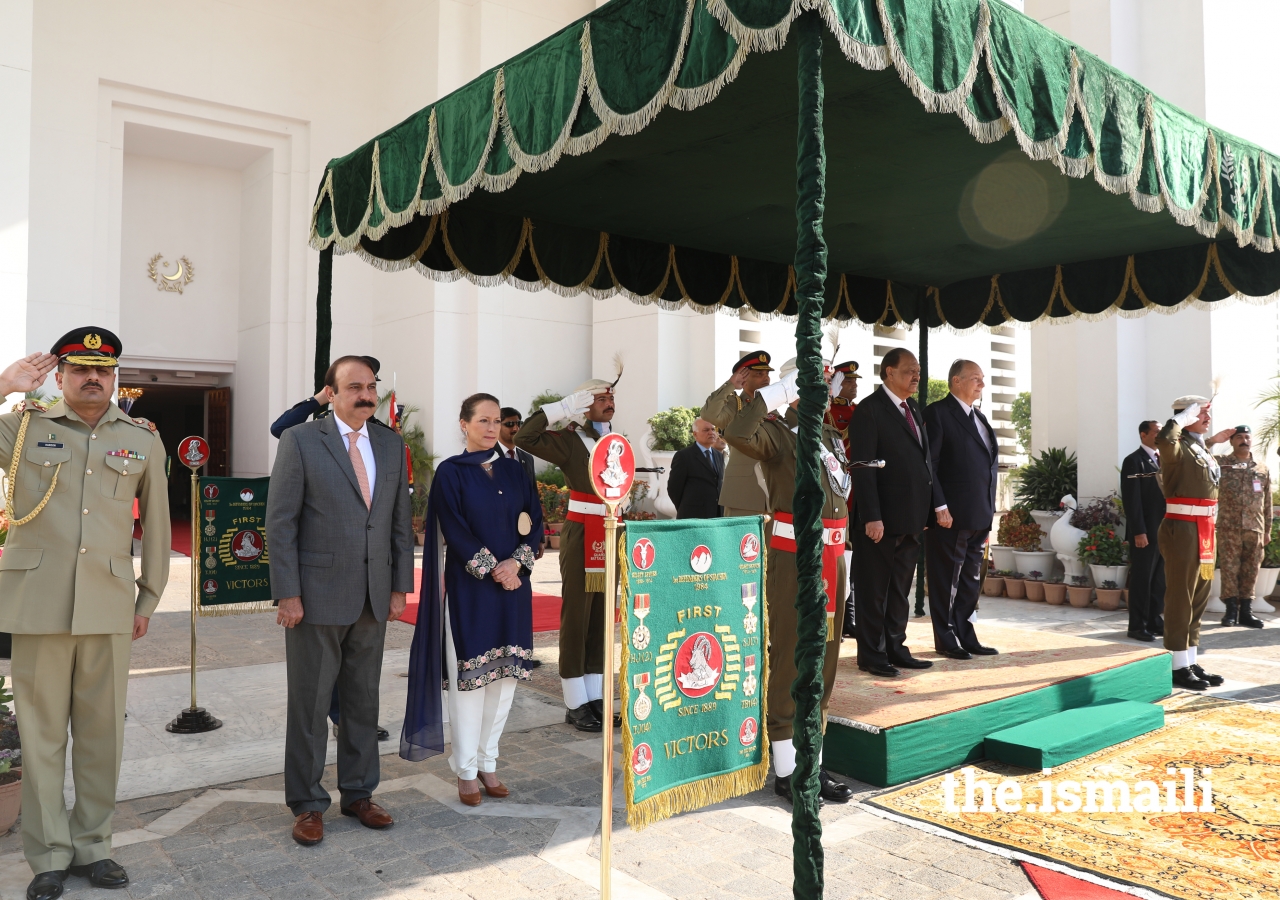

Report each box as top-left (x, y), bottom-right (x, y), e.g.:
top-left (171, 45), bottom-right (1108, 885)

top-left (340, 797), bottom-right (394, 829)
top-left (292, 811), bottom-right (324, 845)
top-left (478, 774), bottom-right (509, 798)
top-left (458, 779), bottom-right (483, 806)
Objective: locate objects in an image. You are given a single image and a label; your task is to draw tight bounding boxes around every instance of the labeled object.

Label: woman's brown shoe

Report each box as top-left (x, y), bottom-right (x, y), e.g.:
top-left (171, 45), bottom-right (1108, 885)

top-left (458, 779), bottom-right (482, 807)
top-left (479, 774), bottom-right (509, 798)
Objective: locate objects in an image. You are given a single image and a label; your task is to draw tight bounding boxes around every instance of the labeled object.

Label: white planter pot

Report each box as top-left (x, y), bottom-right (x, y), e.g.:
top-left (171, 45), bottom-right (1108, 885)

top-left (648, 450), bottom-right (677, 519)
top-left (991, 545), bottom-right (1016, 574)
top-left (1058, 554), bottom-right (1087, 584)
top-left (1012, 550), bottom-right (1057, 580)
top-left (1030, 509), bottom-right (1064, 535)
top-left (1255, 566), bottom-right (1280, 603)
top-left (1205, 571), bottom-right (1225, 613)
top-left (1089, 564), bottom-right (1129, 591)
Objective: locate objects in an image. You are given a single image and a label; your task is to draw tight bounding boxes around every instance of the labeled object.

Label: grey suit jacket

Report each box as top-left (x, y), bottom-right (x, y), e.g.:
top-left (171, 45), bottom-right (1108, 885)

top-left (267, 416), bottom-right (415, 625)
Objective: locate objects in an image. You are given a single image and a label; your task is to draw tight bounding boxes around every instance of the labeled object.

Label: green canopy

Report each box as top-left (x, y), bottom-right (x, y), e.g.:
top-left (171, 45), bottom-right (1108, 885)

top-left (309, 1), bottom-right (1280, 896)
top-left (311, 0), bottom-right (1280, 327)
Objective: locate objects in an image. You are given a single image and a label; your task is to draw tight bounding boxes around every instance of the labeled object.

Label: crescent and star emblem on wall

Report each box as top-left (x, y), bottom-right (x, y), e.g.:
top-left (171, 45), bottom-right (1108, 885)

top-left (148, 253), bottom-right (195, 293)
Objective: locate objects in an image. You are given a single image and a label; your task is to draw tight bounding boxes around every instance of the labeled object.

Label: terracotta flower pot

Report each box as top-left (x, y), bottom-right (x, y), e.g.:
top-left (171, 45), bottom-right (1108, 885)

top-left (548, 535), bottom-right (561, 550)
top-left (1004, 578), bottom-right (1026, 599)
top-left (1068, 586), bottom-right (1093, 608)
top-left (0, 771), bottom-right (20, 834)
top-left (1024, 580), bottom-right (1045, 601)
top-left (1043, 583), bottom-right (1068, 605)
top-left (1095, 588), bottom-right (1123, 611)
top-left (982, 578), bottom-right (1005, 597)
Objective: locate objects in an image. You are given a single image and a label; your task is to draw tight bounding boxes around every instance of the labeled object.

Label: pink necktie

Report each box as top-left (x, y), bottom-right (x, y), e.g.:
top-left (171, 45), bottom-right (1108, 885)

top-left (347, 433), bottom-right (372, 509)
top-left (508, 448), bottom-right (516, 459)
top-left (901, 401), bottom-right (920, 442)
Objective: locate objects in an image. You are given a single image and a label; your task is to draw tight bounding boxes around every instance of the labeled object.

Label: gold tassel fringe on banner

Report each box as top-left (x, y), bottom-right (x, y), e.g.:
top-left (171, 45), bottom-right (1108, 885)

top-left (198, 602), bottom-right (277, 618)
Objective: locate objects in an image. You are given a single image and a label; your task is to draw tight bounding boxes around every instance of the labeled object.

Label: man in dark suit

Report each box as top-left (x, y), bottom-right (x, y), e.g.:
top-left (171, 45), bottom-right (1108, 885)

top-left (668, 418), bottom-right (725, 519)
top-left (498, 407), bottom-right (537, 483)
top-left (848, 348), bottom-right (935, 677)
top-left (1121, 420), bottom-right (1166, 641)
top-left (924, 360), bottom-right (1000, 659)
top-left (268, 355), bottom-right (413, 847)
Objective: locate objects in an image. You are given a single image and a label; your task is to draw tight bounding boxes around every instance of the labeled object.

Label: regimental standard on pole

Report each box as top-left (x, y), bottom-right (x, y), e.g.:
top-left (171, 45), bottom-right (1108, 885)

top-left (166, 435), bottom-right (223, 735)
top-left (586, 432), bottom-right (637, 900)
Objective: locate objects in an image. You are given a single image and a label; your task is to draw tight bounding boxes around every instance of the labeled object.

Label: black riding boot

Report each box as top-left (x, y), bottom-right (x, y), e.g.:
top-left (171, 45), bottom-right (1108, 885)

top-left (842, 590), bottom-right (856, 638)
top-left (1239, 598), bottom-right (1265, 628)
top-left (1220, 598), bottom-right (1239, 627)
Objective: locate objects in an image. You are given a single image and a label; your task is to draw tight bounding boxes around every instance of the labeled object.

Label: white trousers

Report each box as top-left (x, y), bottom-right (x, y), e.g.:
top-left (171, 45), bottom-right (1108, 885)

top-left (445, 608), bottom-right (517, 780)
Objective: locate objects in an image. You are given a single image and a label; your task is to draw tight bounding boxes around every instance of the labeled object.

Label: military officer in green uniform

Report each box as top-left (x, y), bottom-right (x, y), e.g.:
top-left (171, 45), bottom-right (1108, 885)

top-left (1215, 425), bottom-right (1272, 628)
top-left (0, 329), bottom-right (170, 900)
top-left (516, 379), bottom-right (619, 732)
top-left (702, 351), bottom-right (773, 517)
top-left (1156, 395), bottom-right (1234, 692)
top-left (723, 358), bottom-right (854, 807)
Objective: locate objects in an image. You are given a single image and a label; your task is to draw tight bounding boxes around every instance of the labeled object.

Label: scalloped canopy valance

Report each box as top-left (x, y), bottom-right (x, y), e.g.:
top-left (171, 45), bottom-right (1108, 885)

top-left (309, 0), bottom-right (1280, 327)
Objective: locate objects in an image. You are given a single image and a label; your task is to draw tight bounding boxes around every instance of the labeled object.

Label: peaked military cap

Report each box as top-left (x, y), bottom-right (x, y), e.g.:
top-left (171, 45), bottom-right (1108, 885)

top-left (732, 350), bottom-right (773, 374)
top-left (832, 360), bottom-right (861, 378)
top-left (1171, 394), bottom-right (1210, 412)
top-left (52, 327), bottom-right (122, 367)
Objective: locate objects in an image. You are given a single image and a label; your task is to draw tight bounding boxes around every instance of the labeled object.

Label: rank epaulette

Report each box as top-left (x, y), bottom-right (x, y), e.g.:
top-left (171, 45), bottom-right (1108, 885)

top-left (10, 398), bottom-right (49, 414)
top-left (128, 416), bottom-right (158, 433)
top-left (764, 412), bottom-right (779, 421)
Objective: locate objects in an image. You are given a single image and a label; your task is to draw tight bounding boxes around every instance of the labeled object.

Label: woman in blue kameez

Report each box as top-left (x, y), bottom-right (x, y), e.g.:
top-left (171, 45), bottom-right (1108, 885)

top-left (400, 393), bottom-right (543, 806)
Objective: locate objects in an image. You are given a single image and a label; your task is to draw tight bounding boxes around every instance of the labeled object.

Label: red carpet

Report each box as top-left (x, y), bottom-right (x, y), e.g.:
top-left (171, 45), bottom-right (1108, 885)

top-left (1021, 863), bottom-right (1134, 900)
top-left (132, 509), bottom-right (194, 556)
top-left (398, 568), bottom-right (562, 631)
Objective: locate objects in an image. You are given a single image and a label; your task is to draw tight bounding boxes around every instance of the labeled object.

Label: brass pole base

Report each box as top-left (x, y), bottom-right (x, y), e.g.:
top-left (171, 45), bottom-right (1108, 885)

top-left (166, 707), bottom-right (223, 734)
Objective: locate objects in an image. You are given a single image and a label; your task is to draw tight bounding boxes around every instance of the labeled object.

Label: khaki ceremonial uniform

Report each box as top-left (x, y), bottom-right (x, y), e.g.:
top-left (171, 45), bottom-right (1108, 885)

top-left (0, 400), bottom-right (169, 873)
top-left (702, 379), bottom-right (770, 516)
top-left (515, 410), bottom-right (604, 678)
top-left (724, 399), bottom-right (848, 742)
top-left (1214, 453), bottom-right (1272, 599)
top-left (1156, 419), bottom-right (1218, 652)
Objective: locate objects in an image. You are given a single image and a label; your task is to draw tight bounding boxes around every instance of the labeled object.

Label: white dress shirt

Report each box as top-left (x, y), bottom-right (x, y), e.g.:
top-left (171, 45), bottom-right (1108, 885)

top-left (1143, 444), bottom-right (1158, 465)
top-left (883, 385), bottom-right (919, 440)
top-left (336, 416), bottom-right (377, 500)
top-left (499, 440), bottom-right (520, 461)
top-left (954, 396), bottom-right (991, 451)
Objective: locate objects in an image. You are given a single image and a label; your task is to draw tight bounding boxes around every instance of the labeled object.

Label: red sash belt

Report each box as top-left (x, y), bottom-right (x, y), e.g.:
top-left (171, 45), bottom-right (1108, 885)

top-left (566, 490), bottom-right (607, 592)
top-left (1164, 497), bottom-right (1217, 579)
top-left (770, 511), bottom-right (848, 642)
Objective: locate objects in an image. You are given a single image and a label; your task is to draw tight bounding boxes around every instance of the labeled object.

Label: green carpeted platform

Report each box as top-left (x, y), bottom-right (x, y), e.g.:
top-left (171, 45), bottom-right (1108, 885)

top-left (825, 653), bottom-right (1171, 787)
top-left (984, 698), bottom-right (1165, 769)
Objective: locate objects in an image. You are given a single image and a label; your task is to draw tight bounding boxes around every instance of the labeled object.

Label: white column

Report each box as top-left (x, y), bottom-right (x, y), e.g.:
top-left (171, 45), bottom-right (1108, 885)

top-left (0, 0), bottom-right (33, 403)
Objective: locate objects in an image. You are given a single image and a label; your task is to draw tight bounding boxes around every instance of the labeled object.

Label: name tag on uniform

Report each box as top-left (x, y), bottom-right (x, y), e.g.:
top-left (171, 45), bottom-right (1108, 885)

top-left (35, 441), bottom-right (64, 449)
top-left (1254, 479), bottom-right (1263, 493)
top-left (107, 449), bottom-right (146, 460)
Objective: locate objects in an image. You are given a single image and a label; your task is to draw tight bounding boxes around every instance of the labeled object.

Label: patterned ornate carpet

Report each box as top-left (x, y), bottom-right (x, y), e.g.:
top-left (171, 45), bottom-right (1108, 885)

top-left (829, 622), bottom-right (1164, 729)
top-left (866, 697), bottom-right (1280, 900)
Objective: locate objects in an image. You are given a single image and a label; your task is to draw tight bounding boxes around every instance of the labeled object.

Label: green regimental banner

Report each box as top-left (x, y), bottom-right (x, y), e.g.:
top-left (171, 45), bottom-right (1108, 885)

top-left (620, 516), bottom-right (769, 829)
top-left (196, 476), bottom-right (273, 615)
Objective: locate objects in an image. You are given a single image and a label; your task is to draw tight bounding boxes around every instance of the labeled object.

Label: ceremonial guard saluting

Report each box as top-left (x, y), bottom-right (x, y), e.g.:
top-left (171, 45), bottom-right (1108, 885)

top-left (826, 360), bottom-right (860, 637)
top-left (1157, 396), bottom-right (1234, 691)
top-left (1214, 425), bottom-right (1272, 628)
top-left (516, 377), bottom-right (620, 731)
top-left (723, 358), bottom-right (854, 807)
top-left (702, 351), bottom-right (773, 517)
top-left (0, 331), bottom-right (170, 900)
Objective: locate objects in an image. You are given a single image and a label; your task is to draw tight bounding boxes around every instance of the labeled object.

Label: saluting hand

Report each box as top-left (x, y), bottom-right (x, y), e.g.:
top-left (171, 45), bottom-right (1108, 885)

top-left (277, 596), bottom-right (304, 628)
top-left (0, 352), bottom-right (59, 397)
top-left (1208, 428), bottom-right (1235, 446)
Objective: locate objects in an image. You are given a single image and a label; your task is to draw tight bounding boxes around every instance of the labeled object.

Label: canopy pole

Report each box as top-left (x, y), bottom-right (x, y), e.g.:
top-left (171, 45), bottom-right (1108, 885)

top-left (914, 321), bottom-right (929, 617)
top-left (313, 246), bottom-right (334, 395)
top-left (791, 11), bottom-right (828, 898)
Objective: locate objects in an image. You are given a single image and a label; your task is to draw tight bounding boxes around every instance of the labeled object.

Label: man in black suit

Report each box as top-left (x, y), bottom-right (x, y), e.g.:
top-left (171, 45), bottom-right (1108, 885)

top-left (498, 407), bottom-right (537, 482)
top-left (1120, 420), bottom-right (1166, 642)
top-left (924, 360), bottom-right (1000, 660)
top-left (848, 348), bottom-right (935, 677)
top-left (668, 418), bottom-right (725, 519)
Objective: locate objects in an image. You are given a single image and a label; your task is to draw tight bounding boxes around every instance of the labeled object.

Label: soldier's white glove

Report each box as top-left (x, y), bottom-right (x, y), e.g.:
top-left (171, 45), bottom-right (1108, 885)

top-left (829, 372), bottom-right (845, 399)
top-left (542, 390), bottom-right (597, 423)
top-left (756, 370), bottom-right (800, 412)
top-left (1173, 402), bottom-right (1200, 429)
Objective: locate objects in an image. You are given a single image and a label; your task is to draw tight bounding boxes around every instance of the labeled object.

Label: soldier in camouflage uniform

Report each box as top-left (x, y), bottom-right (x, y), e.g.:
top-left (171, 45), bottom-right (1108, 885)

top-left (1214, 426), bottom-right (1272, 628)
top-left (701, 351), bottom-right (773, 517)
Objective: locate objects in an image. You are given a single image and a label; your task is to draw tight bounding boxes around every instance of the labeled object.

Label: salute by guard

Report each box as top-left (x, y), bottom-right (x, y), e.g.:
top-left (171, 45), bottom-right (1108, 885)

top-left (516, 377), bottom-right (620, 731)
top-left (0, 330), bottom-right (171, 900)
top-left (1215, 425), bottom-right (1272, 628)
top-left (723, 358), bottom-right (854, 807)
top-left (702, 351), bottom-right (773, 517)
top-left (826, 360), bottom-right (860, 637)
top-left (1156, 396), bottom-right (1234, 691)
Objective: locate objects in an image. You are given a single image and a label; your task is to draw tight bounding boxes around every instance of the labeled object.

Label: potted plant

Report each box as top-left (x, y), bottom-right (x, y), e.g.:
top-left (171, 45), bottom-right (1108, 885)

top-left (645, 405), bottom-right (701, 519)
top-left (1043, 573), bottom-right (1068, 605)
top-left (1024, 570), bottom-right (1046, 601)
top-left (993, 509), bottom-right (1030, 573)
top-left (1078, 524), bottom-right (1129, 588)
top-left (1095, 579), bottom-right (1124, 611)
top-left (1068, 575), bottom-right (1093, 608)
top-left (1012, 447), bottom-right (1078, 533)
top-left (536, 477), bottom-right (569, 548)
top-left (0, 677), bottom-right (20, 833)
top-left (1009, 518), bottom-right (1056, 578)
top-left (620, 481), bottom-right (657, 522)
top-left (983, 569), bottom-right (1006, 597)
top-left (1259, 518), bottom-right (1280, 609)
top-left (1004, 571), bottom-right (1027, 600)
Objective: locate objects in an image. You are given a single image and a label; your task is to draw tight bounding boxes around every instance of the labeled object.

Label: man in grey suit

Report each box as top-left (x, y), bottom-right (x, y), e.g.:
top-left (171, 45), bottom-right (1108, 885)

top-left (267, 355), bottom-right (413, 846)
